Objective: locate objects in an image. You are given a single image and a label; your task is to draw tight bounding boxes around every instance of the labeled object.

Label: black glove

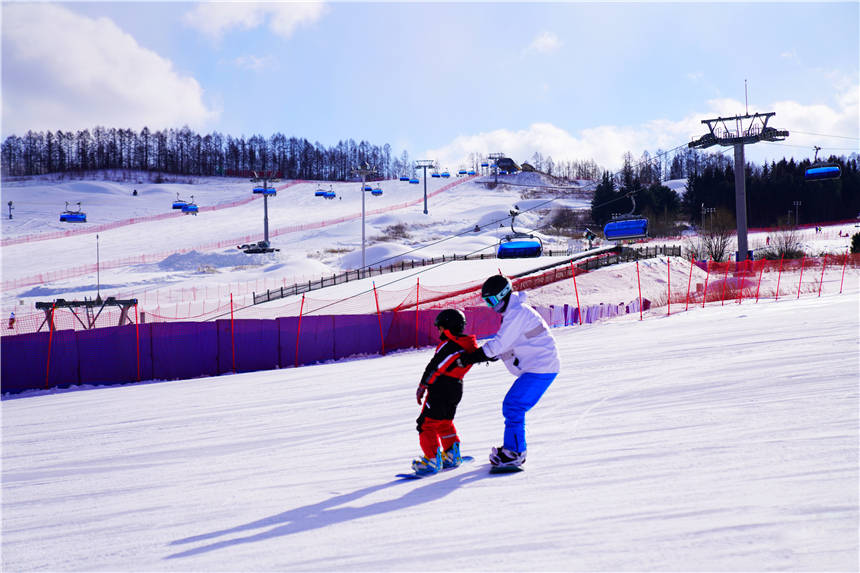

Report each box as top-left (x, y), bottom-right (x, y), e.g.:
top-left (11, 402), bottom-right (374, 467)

top-left (455, 347), bottom-right (491, 368)
top-left (416, 383), bottom-right (428, 405)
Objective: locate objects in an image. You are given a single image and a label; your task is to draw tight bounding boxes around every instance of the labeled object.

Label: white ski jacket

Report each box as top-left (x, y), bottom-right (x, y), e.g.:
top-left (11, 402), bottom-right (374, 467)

top-left (482, 291), bottom-right (561, 376)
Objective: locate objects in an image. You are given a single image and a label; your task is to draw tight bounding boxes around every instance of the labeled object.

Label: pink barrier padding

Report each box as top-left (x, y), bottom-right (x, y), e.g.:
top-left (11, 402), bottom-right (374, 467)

top-left (77, 324), bottom-right (153, 385)
top-left (150, 322), bottom-right (218, 381)
top-left (216, 319), bottom-right (279, 374)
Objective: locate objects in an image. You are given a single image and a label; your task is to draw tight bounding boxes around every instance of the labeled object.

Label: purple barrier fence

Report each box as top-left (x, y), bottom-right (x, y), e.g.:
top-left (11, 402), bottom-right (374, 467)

top-left (78, 324), bottom-right (153, 384)
top-left (1, 301), bottom-right (648, 395)
top-left (217, 319), bottom-right (279, 375)
top-left (1, 330), bottom-right (78, 392)
top-left (150, 322), bottom-right (218, 381)
top-left (293, 315), bottom-right (336, 366)
top-left (333, 314), bottom-right (391, 359)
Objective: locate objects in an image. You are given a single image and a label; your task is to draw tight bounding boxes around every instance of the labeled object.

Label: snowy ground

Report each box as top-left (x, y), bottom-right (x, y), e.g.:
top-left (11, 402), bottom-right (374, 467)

top-left (1, 172), bottom-right (859, 571)
top-left (2, 288), bottom-right (857, 571)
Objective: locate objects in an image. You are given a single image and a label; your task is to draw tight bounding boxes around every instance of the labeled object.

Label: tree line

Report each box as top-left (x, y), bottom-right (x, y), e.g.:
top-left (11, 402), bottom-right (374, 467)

top-left (591, 151), bottom-right (859, 233)
top-left (0, 126), bottom-right (415, 181)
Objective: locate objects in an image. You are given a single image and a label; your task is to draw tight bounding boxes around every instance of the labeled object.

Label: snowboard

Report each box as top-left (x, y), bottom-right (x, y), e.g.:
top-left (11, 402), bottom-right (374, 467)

top-left (489, 465), bottom-right (524, 474)
top-left (396, 455), bottom-right (475, 480)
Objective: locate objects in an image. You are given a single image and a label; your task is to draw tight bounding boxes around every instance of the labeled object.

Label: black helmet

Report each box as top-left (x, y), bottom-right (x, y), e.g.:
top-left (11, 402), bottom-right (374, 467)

top-left (481, 275), bottom-right (513, 310)
top-left (434, 308), bottom-right (466, 334)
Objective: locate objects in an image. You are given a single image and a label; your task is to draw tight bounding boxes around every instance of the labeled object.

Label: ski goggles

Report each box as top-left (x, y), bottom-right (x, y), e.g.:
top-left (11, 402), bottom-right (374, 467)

top-left (482, 284), bottom-right (512, 308)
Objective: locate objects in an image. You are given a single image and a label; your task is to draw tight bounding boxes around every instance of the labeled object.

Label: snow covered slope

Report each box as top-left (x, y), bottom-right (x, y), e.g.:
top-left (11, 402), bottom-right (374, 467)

top-left (2, 288), bottom-right (857, 571)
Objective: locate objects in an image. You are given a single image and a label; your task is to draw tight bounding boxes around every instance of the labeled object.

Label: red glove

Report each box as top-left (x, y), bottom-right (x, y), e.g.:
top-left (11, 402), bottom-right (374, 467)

top-left (416, 383), bottom-right (428, 405)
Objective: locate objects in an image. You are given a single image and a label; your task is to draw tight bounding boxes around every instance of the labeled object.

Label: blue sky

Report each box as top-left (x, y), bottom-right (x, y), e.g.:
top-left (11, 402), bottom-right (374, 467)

top-left (2, 2), bottom-right (858, 171)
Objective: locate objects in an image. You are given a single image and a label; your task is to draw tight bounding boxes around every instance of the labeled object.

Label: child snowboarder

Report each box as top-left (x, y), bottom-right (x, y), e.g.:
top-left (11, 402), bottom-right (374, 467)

top-left (458, 275), bottom-right (560, 470)
top-left (412, 308), bottom-right (479, 475)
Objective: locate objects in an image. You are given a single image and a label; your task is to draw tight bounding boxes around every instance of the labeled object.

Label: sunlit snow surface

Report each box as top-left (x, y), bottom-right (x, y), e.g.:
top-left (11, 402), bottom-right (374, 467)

top-left (2, 173), bottom-right (858, 570)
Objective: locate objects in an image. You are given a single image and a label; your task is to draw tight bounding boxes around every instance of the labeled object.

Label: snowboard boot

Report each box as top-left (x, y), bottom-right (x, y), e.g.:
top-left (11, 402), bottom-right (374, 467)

top-left (489, 446), bottom-right (526, 468)
top-left (412, 448), bottom-right (443, 476)
top-left (442, 442), bottom-right (462, 469)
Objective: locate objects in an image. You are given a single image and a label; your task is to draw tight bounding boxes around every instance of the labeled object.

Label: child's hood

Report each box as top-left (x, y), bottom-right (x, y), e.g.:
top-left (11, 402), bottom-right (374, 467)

top-left (443, 331), bottom-right (479, 352)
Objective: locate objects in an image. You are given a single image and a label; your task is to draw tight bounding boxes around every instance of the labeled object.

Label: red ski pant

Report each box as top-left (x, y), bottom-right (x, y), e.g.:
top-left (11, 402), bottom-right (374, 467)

top-left (418, 417), bottom-right (459, 459)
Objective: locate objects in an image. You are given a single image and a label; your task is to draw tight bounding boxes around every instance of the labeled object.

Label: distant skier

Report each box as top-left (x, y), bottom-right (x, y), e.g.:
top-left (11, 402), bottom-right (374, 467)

top-left (7, 311), bottom-right (15, 330)
top-left (411, 309), bottom-right (479, 476)
top-left (457, 275), bottom-right (560, 470)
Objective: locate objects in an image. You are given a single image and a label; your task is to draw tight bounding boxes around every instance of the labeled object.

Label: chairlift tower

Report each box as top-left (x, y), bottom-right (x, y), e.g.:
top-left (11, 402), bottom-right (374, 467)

top-left (352, 162), bottom-right (377, 274)
top-left (414, 159), bottom-right (435, 214)
top-left (488, 152), bottom-right (505, 185)
top-left (689, 111), bottom-right (788, 261)
top-left (250, 171), bottom-right (279, 246)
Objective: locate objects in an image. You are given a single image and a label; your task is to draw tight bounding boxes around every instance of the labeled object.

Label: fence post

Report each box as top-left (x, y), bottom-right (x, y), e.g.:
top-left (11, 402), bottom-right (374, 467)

top-left (818, 255), bottom-right (827, 297)
top-left (776, 255), bottom-right (784, 301)
top-left (636, 261), bottom-right (643, 321)
top-left (230, 293), bottom-right (236, 373)
top-left (840, 251), bottom-right (848, 294)
top-left (415, 278), bottom-right (420, 348)
top-left (373, 281), bottom-right (385, 356)
top-left (685, 257), bottom-right (695, 311)
top-left (796, 256), bottom-right (806, 299)
top-left (570, 262), bottom-right (582, 325)
top-left (720, 263), bottom-right (729, 306)
top-left (135, 303), bottom-right (141, 382)
top-left (702, 261), bottom-right (710, 308)
top-left (45, 303), bottom-right (56, 389)
top-left (667, 258), bottom-right (671, 316)
top-left (755, 261), bottom-right (764, 303)
top-left (295, 294), bottom-right (305, 368)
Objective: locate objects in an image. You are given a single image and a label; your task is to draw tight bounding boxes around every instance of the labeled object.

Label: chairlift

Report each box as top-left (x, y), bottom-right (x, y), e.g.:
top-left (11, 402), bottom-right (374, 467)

top-left (481, 162), bottom-right (489, 168)
top-left (59, 201), bottom-right (87, 223)
top-left (432, 172), bottom-right (441, 178)
top-left (363, 185), bottom-right (373, 191)
top-left (496, 209), bottom-right (543, 258)
top-left (458, 169), bottom-right (468, 175)
top-left (805, 146), bottom-right (841, 181)
top-left (253, 187), bottom-right (277, 195)
top-left (324, 191), bottom-right (337, 199)
top-left (409, 178), bottom-right (420, 184)
top-left (400, 176), bottom-right (411, 182)
top-left (371, 188), bottom-right (383, 196)
top-left (602, 193), bottom-right (648, 241)
top-left (172, 193), bottom-right (188, 209)
top-left (467, 170), bottom-right (476, 175)
top-left (441, 171), bottom-right (450, 178)
top-left (181, 195), bottom-right (198, 215)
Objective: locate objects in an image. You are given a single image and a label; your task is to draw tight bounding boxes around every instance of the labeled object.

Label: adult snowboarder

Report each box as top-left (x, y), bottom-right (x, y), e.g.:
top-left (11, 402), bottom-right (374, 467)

top-left (458, 275), bottom-right (560, 470)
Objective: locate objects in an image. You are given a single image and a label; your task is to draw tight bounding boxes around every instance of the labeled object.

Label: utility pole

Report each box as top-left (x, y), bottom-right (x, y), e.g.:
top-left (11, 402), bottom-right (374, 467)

top-left (352, 162), bottom-right (377, 275)
top-left (689, 111), bottom-right (788, 262)
top-left (793, 200), bottom-right (802, 227)
top-left (414, 159), bottom-right (435, 214)
top-left (7, 201), bottom-right (12, 220)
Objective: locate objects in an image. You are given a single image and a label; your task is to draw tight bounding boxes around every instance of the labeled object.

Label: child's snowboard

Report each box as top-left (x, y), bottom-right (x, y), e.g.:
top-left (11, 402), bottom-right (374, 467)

top-left (396, 456), bottom-right (474, 480)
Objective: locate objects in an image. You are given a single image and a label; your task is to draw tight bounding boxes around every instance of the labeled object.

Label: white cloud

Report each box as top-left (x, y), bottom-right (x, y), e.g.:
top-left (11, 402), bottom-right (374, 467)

top-left (232, 54), bottom-right (275, 72)
top-left (425, 87), bottom-right (859, 172)
top-left (522, 31), bottom-right (562, 57)
top-left (183, 2), bottom-right (327, 41)
top-left (1, 4), bottom-right (218, 136)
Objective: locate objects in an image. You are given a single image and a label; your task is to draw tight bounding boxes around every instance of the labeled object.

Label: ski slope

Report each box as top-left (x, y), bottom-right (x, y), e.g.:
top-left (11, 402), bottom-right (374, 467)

top-left (2, 287), bottom-right (857, 571)
top-left (2, 172), bottom-right (859, 570)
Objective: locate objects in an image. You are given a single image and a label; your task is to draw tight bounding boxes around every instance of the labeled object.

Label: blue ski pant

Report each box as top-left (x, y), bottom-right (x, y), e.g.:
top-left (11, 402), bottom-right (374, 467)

top-left (502, 372), bottom-right (557, 453)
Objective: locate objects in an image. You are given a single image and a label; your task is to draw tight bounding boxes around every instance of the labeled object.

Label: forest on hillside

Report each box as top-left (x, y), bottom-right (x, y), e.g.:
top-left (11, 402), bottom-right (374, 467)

top-left (2, 126), bottom-right (857, 230)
